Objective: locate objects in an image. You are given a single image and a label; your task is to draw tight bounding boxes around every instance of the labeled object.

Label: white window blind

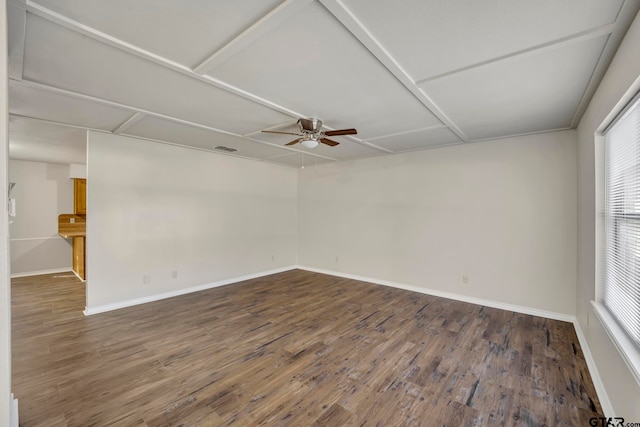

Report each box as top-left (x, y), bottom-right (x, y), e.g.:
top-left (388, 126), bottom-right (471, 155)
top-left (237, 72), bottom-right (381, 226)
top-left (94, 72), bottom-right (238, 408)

top-left (603, 92), bottom-right (640, 350)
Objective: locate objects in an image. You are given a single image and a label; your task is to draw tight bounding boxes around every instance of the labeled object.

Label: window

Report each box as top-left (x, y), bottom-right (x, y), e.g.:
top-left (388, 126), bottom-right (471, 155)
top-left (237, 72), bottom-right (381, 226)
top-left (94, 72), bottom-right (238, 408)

top-left (602, 92), bottom-right (640, 353)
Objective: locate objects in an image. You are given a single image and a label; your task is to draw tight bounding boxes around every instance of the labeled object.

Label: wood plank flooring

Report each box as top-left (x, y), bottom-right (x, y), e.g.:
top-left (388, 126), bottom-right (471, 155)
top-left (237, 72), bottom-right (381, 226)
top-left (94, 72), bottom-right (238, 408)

top-left (12, 269), bottom-right (601, 426)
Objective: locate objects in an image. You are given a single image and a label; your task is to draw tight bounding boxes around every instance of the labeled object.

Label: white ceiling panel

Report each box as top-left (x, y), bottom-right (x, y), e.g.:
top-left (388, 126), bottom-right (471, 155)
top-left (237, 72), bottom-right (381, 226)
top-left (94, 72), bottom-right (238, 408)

top-left (265, 153), bottom-right (333, 169)
top-left (419, 36), bottom-right (608, 141)
top-left (367, 126), bottom-right (462, 152)
top-left (22, 13), bottom-right (292, 135)
top-left (123, 116), bottom-right (291, 160)
top-left (206, 1), bottom-right (441, 139)
top-left (9, 1), bottom-right (640, 166)
top-left (7, 1), bottom-right (26, 80)
top-left (341, 0), bottom-right (623, 81)
top-left (30, 0), bottom-right (283, 68)
top-left (9, 80), bottom-right (133, 131)
top-left (9, 115), bottom-right (87, 164)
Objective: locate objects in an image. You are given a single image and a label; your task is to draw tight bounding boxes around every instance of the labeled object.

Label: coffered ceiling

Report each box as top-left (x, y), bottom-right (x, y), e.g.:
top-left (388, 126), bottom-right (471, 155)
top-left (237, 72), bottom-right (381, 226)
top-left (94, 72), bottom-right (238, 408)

top-left (7, 0), bottom-right (640, 167)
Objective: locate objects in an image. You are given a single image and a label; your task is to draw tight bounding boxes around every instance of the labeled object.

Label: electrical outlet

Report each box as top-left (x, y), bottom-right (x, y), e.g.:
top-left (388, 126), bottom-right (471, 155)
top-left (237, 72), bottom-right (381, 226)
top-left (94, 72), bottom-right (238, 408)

top-left (70, 218), bottom-right (75, 224)
top-left (172, 270), bottom-right (178, 279)
top-left (462, 274), bottom-right (469, 284)
top-left (143, 274), bottom-right (151, 285)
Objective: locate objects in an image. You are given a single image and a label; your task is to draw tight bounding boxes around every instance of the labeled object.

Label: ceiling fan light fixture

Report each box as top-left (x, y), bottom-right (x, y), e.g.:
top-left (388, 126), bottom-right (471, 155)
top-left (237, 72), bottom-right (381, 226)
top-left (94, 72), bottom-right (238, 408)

top-left (261, 117), bottom-right (354, 148)
top-left (301, 138), bottom-right (319, 149)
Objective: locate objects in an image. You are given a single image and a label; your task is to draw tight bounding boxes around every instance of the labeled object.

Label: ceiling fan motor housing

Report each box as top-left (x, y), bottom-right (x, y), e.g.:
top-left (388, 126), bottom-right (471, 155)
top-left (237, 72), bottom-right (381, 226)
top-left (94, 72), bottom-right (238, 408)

top-left (298, 118), bottom-right (323, 134)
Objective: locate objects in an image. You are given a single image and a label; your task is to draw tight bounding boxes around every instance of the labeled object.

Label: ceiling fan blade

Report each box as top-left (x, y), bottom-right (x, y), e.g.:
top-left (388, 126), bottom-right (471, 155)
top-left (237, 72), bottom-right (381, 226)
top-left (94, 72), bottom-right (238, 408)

top-left (319, 137), bottom-right (340, 147)
top-left (324, 128), bottom-right (357, 136)
top-left (285, 138), bottom-right (303, 146)
top-left (262, 130), bottom-right (301, 136)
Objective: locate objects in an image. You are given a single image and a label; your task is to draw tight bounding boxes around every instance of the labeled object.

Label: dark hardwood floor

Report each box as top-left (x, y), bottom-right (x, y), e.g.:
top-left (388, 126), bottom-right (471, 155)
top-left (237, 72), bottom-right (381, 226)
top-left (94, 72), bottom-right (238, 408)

top-left (12, 269), bottom-right (601, 426)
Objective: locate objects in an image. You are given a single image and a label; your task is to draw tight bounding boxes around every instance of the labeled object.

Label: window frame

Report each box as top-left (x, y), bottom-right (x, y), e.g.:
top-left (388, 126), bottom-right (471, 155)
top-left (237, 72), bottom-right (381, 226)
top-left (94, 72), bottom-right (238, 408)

top-left (594, 89), bottom-right (640, 388)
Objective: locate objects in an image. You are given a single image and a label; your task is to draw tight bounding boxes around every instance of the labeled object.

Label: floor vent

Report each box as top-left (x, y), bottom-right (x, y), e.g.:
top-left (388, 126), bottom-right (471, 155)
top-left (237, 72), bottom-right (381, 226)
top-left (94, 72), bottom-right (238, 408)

top-left (214, 146), bottom-right (238, 153)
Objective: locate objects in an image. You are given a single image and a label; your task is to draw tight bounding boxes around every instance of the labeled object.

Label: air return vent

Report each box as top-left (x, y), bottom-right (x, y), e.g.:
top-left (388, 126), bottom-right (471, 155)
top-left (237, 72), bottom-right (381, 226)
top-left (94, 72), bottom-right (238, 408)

top-left (214, 146), bottom-right (238, 153)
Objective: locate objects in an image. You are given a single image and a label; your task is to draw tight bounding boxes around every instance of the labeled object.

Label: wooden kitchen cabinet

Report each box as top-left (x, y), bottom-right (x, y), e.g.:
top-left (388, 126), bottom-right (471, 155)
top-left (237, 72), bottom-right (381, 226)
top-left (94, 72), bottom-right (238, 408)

top-left (74, 178), bottom-right (86, 215)
top-left (58, 214), bottom-right (86, 280)
top-left (73, 236), bottom-right (85, 280)
top-left (59, 178), bottom-right (87, 280)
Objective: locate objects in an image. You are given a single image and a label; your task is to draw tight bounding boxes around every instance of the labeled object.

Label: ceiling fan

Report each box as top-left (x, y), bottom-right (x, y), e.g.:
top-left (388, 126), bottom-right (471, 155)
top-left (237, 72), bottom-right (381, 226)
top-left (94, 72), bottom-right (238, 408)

top-left (262, 118), bottom-right (357, 148)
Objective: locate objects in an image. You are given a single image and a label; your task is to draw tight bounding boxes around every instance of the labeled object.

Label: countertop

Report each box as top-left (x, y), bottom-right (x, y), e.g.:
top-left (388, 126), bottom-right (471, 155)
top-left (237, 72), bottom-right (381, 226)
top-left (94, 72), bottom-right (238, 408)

top-left (59, 231), bottom-right (86, 238)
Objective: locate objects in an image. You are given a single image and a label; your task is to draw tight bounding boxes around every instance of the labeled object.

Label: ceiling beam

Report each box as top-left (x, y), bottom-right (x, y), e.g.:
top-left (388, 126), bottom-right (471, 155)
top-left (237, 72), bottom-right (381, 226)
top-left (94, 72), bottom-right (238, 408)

top-left (9, 113), bottom-right (107, 134)
top-left (414, 23), bottom-right (615, 86)
top-left (111, 112), bottom-right (145, 134)
top-left (570, 0), bottom-right (638, 127)
top-left (345, 140), bottom-right (392, 153)
top-left (319, 0), bottom-right (625, 143)
top-left (365, 124), bottom-right (449, 142)
top-left (24, 0), bottom-right (304, 120)
top-left (193, 0), bottom-right (315, 73)
top-left (7, 0), bottom-right (26, 80)
top-left (117, 131), bottom-right (337, 164)
top-left (318, 0), bottom-right (470, 143)
top-left (9, 112), bottom-right (313, 168)
top-left (470, 126), bottom-right (572, 144)
top-left (10, 79), bottom-right (339, 162)
top-left (21, 0), bottom-right (381, 155)
top-left (12, 78), bottom-right (240, 137)
top-left (11, 111), bottom-right (340, 163)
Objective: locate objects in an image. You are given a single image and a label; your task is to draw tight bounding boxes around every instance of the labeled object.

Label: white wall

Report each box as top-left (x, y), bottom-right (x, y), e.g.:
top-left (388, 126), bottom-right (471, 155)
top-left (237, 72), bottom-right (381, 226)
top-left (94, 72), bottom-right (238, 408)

top-left (299, 131), bottom-right (577, 316)
top-left (576, 10), bottom-right (640, 418)
top-left (69, 163), bottom-right (86, 179)
top-left (0, 0), bottom-right (16, 424)
top-left (86, 132), bottom-right (297, 311)
top-left (8, 160), bottom-right (73, 275)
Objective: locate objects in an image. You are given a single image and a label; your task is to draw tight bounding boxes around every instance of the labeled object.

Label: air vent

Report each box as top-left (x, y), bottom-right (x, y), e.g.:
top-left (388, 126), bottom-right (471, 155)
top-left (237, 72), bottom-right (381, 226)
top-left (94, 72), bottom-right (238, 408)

top-left (214, 146), bottom-right (238, 153)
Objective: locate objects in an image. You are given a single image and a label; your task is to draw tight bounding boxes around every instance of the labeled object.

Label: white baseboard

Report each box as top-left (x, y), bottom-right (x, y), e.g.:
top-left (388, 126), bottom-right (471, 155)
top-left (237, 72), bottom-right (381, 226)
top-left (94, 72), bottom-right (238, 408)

top-left (296, 265), bottom-right (614, 416)
top-left (573, 320), bottom-right (613, 417)
top-left (296, 265), bottom-right (575, 322)
top-left (81, 264), bottom-right (613, 416)
top-left (10, 267), bottom-right (72, 278)
top-left (83, 266), bottom-right (297, 316)
top-left (296, 265), bottom-right (618, 413)
top-left (10, 394), bottom-right (18, 427)
top-left (71, 269), bottom-right (86, 283)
